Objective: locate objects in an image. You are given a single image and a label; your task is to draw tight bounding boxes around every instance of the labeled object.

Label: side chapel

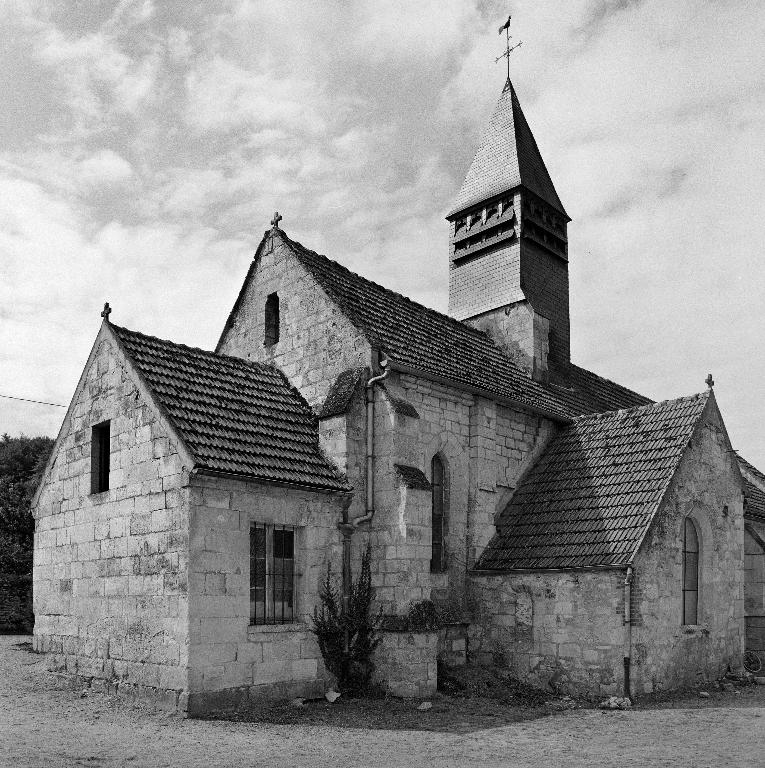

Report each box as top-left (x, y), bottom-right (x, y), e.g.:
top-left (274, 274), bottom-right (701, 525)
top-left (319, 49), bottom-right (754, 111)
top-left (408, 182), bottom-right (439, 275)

top-left (31, 74), bottom-right (757, 713)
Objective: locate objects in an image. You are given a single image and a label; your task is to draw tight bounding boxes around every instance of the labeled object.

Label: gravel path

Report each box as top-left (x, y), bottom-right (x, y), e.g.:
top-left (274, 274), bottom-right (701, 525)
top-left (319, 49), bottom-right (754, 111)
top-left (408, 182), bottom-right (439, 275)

top-left (2, 634), bottom-right (765, 768)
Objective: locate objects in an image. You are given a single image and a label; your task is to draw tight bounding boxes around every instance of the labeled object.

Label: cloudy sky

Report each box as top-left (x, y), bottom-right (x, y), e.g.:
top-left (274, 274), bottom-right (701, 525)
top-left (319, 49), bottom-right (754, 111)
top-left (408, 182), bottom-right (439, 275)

top-left (2, 0), bottom-right (764, 466)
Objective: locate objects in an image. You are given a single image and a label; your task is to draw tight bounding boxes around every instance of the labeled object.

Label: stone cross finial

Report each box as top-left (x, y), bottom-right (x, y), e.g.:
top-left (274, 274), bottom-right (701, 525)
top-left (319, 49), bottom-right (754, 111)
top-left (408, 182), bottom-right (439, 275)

top-left (271, 211), bottom-right (283, 229)
top-left (706, 373), bottom-right (714, 389)
top-left (101, 302), bottom-right (112, 322)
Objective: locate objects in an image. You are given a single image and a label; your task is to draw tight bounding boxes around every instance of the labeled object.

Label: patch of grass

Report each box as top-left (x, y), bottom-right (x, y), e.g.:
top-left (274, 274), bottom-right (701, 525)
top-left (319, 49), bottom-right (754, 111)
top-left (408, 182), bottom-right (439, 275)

top-left (201, 665), bottom-right (558, 732)
top-left (204, 693), bottom-right (550, 732)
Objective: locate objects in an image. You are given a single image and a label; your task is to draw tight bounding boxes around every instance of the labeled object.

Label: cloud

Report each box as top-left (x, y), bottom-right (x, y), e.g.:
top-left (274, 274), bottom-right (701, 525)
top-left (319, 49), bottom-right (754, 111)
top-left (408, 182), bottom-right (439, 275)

top-left (0, 0), bottom-right (764, 470)
top-left (79, 150), bottom-right (134, 186)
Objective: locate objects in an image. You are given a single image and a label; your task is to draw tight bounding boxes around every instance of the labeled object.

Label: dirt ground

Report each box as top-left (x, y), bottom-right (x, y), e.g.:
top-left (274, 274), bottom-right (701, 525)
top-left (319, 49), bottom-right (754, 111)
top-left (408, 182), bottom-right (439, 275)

top-left (2, 634), bottom-right (765, 768)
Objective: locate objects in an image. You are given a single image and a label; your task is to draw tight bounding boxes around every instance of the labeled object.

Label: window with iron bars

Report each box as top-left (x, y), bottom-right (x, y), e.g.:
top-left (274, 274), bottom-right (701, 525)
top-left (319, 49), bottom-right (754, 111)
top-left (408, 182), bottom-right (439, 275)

top-left (250, 523), bottom-right (296, 625)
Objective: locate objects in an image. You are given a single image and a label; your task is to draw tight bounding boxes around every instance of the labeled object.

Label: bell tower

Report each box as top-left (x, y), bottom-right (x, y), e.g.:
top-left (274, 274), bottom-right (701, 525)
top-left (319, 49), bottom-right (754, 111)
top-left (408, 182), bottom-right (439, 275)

top-left (447, 79), bottom-right (570, 382)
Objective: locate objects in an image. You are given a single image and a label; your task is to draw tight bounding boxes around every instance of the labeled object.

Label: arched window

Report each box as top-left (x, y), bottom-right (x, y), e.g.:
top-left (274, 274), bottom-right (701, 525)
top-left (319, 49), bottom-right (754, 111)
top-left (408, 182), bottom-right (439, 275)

top-left (264, 292), bottom-right (279, 346)
top-left (682, 517), bottom-right (699, 625)
top-left (431, 455), bottom-right (446, 572)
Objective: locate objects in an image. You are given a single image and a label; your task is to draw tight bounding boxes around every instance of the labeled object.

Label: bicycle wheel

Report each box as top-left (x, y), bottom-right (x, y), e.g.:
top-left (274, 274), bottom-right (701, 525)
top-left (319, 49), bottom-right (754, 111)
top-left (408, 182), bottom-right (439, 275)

top-left (744, 650), bottom-right (762, 674)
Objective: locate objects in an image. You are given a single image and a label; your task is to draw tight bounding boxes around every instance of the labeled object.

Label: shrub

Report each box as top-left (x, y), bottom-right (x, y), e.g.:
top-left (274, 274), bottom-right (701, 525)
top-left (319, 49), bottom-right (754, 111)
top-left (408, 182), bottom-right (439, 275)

top-left (311, 543), bottom-right (382, 695)
top-left (381, 599), bottom-right (465, 632)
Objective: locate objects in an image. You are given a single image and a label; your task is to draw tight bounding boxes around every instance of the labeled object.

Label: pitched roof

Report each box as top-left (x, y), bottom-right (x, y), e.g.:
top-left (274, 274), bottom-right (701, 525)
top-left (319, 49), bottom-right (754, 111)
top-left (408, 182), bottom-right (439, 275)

top-left (111, 324), bottom-right (349, 492)
top-left (548, 362), bottom-right (653, 416)
top-left (745, 481), bottom-right (765, 519)
top-left (736, 454), bottom-right (765, 519)
top-left (738, 454), bottom-right (765, 488)
top-left (449, 80), bottom-right (567, 218)
top-left (317, 368), bottom-right (365, 419)
top-left (394, 464), bottom-right (431, 491)
top-left (278, 231), bottom-right (575, 421)
top-left (476, 392), bottom-right (711, 570)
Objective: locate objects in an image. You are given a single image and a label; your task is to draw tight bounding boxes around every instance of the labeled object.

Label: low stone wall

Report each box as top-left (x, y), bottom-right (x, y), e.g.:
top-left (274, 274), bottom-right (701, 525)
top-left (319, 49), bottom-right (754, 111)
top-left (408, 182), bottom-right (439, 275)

top-left (468, 571), bottom-right (625, 697)
top-left (374, 629), bottom-right (438, 697)
top-left (438, 622), bottom-right (469, 666)
top-left (0, 573), bottom-right (33, 633)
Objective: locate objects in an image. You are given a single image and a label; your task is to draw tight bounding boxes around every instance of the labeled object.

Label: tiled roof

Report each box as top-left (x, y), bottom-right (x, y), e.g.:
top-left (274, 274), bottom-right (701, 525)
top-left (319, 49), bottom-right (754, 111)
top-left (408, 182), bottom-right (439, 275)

top-left (318, 368), bottom-right (365, 419)
top-left (394, 464), bottom-right (431, 491)
top-left (736, 455), bottom-right (765, 519)
top-left (382, 387), bottom-right (420, 419)
top-left (449, 80), bottom-right (567, 218)
top-left (548, 362), bottom-right (653, 416)
top-left (112, 324), bottom-right (349, 492)
top-left (738, 454), bottom-right (765, 487)
top-left (476, 392), bottom-right (710, 570)
top-left (745, 481), bottom-right (765, 519)
top-left (280, 231), bottom-right (575, 421)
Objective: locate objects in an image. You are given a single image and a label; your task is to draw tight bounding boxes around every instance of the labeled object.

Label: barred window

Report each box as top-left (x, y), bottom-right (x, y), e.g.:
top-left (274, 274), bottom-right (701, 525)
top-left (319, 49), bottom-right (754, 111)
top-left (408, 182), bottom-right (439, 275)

top-left (682, 517), bottom-right (699, 625)
top-left (250, 523), bottom-right (295, 625)
top-left (430, 455), bottom-right (446, 573)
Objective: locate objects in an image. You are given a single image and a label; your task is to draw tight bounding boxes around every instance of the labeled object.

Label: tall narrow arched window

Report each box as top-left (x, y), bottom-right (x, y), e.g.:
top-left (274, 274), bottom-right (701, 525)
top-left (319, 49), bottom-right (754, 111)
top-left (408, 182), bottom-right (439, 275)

top-left (682, 517), bottom-right (699, 625)
top-left (431, 455), bottom-right (446, 572)
top-left (264, 292), bottom-right (279, 346)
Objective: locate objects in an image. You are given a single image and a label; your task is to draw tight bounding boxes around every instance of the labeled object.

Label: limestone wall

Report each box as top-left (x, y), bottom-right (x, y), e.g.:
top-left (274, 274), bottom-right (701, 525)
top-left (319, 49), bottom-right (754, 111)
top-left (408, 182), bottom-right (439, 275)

top-left (468, 570), bottom-right (625, 697)
top-left (375, 370), bottom-right (556, 612)
top-left (186, 473), bottom-right (347, 713)
top-left (217, 235), bottom-right (371, 410)
top-left (32, 335), bottom-right (190, 708)
top-left (374, 630), bottom-right (438, 697)
top-left (745, 520), bottom-right (765, 655)
top-left (438, 622), bottom-right (469, 667)
top-left (630, 407), bottom-right (744, 694)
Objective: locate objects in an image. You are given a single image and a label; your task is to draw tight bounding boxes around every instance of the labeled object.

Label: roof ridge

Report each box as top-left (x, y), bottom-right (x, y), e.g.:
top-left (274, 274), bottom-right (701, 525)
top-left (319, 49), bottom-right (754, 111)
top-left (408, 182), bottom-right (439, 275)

top-left (112, 323), bottom-right (278, 376)
top-left (569, 390), bottom-right (709, 425)
top-left (738, 453), bottom-right (765, 484)
top-left (567, 362), bottom-right (653, 403)
top-left (278, 230), bottom-right (503, 345)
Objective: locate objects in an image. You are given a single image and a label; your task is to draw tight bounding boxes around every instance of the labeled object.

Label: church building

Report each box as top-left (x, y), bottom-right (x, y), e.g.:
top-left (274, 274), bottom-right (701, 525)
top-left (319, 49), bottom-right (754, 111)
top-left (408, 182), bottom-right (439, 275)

top-left (31, 76), bottom-right (751, 713)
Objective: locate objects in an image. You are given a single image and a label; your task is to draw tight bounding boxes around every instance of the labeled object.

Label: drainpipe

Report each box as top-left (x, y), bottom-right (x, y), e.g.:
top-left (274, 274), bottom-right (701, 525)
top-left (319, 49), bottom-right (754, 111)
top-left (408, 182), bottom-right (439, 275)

top-left (623, 565), bottom-right (634, 698)
top-left (352, 356), bottom-right (389, 528)
top-left (336, 356), bottom-right (388, 653)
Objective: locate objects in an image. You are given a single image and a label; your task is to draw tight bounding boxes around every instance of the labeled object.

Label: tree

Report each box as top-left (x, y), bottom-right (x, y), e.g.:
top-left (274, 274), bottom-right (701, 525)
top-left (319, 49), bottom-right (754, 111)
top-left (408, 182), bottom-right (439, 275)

top-left (0, 434), bottom-right (54, 573)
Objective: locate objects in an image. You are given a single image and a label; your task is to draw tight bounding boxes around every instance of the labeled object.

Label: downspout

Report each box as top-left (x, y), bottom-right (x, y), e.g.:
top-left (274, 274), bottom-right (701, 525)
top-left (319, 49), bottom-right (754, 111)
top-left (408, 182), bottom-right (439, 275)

top-left (352, 357), bottom-right (389, 528)
top-left (337, 357), bottom-right (389, 653)
top-left (623, 565), bottom-right (634, 698)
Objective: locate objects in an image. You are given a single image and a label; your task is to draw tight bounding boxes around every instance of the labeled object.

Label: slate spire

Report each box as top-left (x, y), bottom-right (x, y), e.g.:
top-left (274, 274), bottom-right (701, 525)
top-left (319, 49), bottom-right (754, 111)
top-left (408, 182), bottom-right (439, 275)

top-left (447, 79), bottom-right (572, 381)
top-left (449, 79), bottom-right (567, 219)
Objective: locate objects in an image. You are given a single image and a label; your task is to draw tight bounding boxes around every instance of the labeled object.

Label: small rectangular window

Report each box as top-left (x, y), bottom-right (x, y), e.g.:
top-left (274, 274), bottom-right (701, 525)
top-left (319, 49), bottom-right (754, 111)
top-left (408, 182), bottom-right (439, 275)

top-left (250, 523), bottom-right (295, 625)
top-left (264, 292), bottom-right (280, 346)
top-left (90, 421), bottom-right (110, 494)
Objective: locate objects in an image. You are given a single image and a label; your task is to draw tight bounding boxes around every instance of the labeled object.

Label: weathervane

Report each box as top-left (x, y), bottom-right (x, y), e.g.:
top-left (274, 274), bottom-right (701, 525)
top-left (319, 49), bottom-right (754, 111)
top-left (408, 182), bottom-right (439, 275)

top-left (496, 14), bottom-right (522, 84)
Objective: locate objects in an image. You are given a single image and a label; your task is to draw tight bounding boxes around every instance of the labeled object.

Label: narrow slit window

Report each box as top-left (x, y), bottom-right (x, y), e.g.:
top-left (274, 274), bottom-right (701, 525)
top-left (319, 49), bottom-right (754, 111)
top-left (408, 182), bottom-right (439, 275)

top-left (431, 455), bottom-right (446, 573)
top-left (682, 517), bottom-right (699, 625)
top-left (90, 421), bottom-right (110, 494)
top-left (250, 523), bottom-right (295, 625)
top-left (264, 292), bottom-right (280, 346)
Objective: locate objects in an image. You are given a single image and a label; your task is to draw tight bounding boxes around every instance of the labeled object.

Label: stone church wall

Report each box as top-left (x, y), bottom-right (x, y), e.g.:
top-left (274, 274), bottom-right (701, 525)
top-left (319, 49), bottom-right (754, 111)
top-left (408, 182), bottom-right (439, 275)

top-left (467, 570), bottom-right (625, 697)
top-left (32, 336), bottom-right (190, 708)
top-left (185, 473), bottom-right (346, 714)
top-left (745, 521), bottom-right (765, 657)
top-left (374, 371), bottom-right (556, 614)
top-left (217, 235), bottom-right (372, 411)
top-left (629, 408), bottom-right (744, 695)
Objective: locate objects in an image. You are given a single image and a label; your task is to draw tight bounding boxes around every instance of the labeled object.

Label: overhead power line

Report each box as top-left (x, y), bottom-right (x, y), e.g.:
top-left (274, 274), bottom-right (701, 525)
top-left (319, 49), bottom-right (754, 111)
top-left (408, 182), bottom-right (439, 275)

top-left (0, 393), bottom-right (66, 408)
